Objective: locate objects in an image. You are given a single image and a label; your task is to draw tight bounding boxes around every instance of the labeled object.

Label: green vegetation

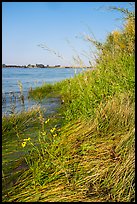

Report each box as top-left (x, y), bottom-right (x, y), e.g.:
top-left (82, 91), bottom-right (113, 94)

top-left (2, 5), bottom-right (135, 202)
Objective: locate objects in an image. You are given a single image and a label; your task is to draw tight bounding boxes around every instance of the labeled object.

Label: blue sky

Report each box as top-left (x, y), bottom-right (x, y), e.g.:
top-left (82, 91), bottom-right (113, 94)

top-left (2, 2), bottom-right (134, 66)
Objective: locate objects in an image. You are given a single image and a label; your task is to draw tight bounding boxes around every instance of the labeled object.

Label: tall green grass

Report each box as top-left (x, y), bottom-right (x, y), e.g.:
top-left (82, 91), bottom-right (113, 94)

top-left (29, 52), bottom-right (134, 122)
top-left (2, 5), bottom-right (135, 202)
top-left (2, 108), bottom-right (40, 187)
top-left (3, 93), bottom-right (135, 202)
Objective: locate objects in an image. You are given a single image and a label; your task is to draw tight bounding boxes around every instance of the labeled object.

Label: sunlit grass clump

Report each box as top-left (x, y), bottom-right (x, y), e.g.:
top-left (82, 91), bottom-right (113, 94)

top-left (2, 5), bottom-right (135, 202)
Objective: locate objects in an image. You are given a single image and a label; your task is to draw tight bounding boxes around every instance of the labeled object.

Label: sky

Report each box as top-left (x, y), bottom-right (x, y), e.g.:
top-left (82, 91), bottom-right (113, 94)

top-left (2, 2), bottom-right (134, 66)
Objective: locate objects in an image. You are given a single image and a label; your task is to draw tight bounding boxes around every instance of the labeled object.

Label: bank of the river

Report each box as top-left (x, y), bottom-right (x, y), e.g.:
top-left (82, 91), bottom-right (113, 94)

top-left (2, 7), bottom-right (135, 202)
top-left (2, 67), bottom-right (86, 116)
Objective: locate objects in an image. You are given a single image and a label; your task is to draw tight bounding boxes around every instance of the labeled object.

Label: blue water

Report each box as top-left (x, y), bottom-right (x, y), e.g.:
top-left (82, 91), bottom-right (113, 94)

top-left (2, 67), bottom-right (86, 116)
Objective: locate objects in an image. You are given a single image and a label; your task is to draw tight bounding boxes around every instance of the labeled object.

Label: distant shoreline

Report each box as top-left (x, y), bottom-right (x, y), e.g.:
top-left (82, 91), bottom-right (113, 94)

top-left (2, 66), bottom-right (91, 69)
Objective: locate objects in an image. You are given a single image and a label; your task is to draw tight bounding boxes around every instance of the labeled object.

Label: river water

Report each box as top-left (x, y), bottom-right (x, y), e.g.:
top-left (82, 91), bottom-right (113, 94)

top-left (2, 67), bottom-right (86, 116)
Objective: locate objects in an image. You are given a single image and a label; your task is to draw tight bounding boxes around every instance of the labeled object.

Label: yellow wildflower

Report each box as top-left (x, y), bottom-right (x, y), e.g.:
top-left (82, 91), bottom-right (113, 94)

top-left (50, 127), bottom-right (56, 133)
top-left (45, 118), bottom-right (50, 124)
top-left (53, 133), bottom-right (57, 137)
top-left (22, 141), bottom-right (26, 148)
top-left (24, 137), bottom-right (31, 141)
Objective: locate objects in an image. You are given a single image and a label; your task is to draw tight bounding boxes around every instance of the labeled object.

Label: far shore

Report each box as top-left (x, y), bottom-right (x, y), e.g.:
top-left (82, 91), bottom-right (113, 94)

top-left (2, 63), bottom-right (92, 69)
top-left (2, 66), bottom-right (92, 69)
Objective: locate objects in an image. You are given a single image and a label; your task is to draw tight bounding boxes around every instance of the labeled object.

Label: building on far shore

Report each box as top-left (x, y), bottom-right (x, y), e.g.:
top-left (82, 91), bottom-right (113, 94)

top-left (36, 64), bottom-right (45, 68)
top-left (27, 64), bottom-right (36, 68)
